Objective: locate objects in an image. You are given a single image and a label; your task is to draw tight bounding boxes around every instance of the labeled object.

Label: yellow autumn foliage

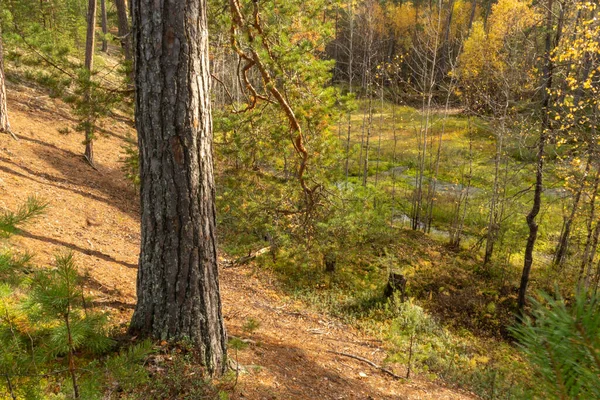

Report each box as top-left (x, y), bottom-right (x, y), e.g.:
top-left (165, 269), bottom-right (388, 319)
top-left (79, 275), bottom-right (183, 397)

top-left (458, 0), bottom-right (538, 85)
top-left (459, 21), bottom-right (492, 81)
top-left (449, 0), bottom-right (477, 40)
top-left (487, 0), bottom-right (539, 43)
top-left (386, 2), bottom-right (416, 38)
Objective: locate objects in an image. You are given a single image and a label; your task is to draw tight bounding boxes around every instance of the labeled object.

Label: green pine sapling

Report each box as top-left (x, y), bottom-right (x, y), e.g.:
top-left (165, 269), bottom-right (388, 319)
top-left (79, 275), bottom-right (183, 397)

top-left (510, 291), bottom-right (600, 399)
top-left (28, 252), bottom-right (113, 398)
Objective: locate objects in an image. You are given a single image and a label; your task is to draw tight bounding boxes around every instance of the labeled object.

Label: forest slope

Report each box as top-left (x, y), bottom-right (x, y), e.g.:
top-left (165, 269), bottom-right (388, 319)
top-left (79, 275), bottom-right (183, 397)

top-left (0, 83), bottom-right (476, 399)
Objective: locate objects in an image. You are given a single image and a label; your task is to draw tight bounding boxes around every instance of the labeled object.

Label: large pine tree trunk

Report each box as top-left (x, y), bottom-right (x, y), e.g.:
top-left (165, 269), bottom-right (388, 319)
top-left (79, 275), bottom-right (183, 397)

top-left (84, 0), bottom-right (97, 165)
top-left (129, 0), bottom-right (227, 376)
top-left (0, 26), bottom-right (10, 134)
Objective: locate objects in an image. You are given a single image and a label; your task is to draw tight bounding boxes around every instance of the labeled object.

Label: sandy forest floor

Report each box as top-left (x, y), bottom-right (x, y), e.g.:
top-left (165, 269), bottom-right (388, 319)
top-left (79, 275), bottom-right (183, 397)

top-left (0, 83), bottom-right (477, 399)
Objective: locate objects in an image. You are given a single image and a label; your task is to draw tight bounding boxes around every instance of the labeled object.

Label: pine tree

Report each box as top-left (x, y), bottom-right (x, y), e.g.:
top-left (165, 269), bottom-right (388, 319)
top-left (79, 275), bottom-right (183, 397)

top-left (83, 0), bottom-right (98, 166)
top-left (129, 0), bottom-right (227, 376)
top-left (1, 198), bottom-right (115, 399)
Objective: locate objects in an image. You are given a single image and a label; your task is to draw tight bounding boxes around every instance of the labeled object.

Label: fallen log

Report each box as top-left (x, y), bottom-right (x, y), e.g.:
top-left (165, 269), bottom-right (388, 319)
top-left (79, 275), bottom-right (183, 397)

top-left (224, 246), bottom-right (271, 268)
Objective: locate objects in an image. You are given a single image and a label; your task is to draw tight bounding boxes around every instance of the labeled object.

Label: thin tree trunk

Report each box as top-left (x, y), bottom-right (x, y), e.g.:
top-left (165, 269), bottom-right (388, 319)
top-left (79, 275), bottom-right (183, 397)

top-left (101, 0), bottom-right (108, 52)
top-left (0, 25), bottom-right (13, 139)
top-left (406, 334), bottom-right (414, 379)
top-left (518, 0), bottom-right (560, 312)
top-left (439, 0), bottom-right (456, 76)
top-left (65, 313), bottom-right (80, 399)
top-left (572, 8), bottom-right (595, 107)
top-left (374, 78), bottom-right (384, 189)
top-left (554, 153), bottom-right (592, 268)
top-left (129, 0), bottom-right (227, 376)
top-left (594, 260), bottom-right (600, 296)
top-left (413, 3), bottom-right (442, 231)
top-left (362, 89), bottom-right (373, 187)
top-left (344, 0), bottom-right (354, 186)
top-left (496, 151), bottom-right (510, 251)
top-left (390, 96), bottom-right (398, 225)
top-left (425, 68), bottom-right (458, 233)
top-left (413, 77), bottom-right (428, 230)
top-left (450, 119), bottom-right (473, 248)
top-left (63, 266), bottom-right (80, 400)
top-left (332, 5), bottom-right (340, 82)
top-left (4, 373), bottom-right (16, 400)
top-left (467, 0), bottom-right (477, 32)
top-left (84, 0), bottom-right (97, 166)
top-left (358, 16), bottom-right (373, 185)
top-left (358, 94), bottom-right (367, 177)
top-left (585, 219), bottom-right (600, 290)
top-left (580, 166), bottom-right (600, 289)
top-left (115, 0), bottom-right (132, 62)
top-left (484, 117), bottom-right (505, 265)
top-left (40, 0), bottom-right (47, 28)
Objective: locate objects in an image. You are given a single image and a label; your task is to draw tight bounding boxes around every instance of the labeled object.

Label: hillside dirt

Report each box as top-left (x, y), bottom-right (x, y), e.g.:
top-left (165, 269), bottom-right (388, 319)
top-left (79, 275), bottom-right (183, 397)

top-left (0, 83), bottom-right (477, 400)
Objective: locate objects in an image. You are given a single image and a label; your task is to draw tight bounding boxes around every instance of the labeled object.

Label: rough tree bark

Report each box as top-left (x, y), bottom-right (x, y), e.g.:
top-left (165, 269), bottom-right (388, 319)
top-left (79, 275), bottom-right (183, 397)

top-left (84, 0), bottom-right (97, 165)
top-left (129, 0), bottom-right (227, 376)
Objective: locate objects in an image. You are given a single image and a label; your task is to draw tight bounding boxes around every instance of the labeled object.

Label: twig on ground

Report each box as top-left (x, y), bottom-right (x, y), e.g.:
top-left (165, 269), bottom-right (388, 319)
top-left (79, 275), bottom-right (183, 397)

top-left (327, 350), bottom-right (404, 380)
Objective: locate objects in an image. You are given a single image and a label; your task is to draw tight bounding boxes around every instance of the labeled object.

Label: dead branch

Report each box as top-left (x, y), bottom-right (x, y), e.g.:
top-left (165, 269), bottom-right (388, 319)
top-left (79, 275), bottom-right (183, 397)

top-left (225, 246), bottom-right (271, 268)
top-left (327, 350), bottom-right (404, 380)
top-left (211, 73), bottom-right (237, 107)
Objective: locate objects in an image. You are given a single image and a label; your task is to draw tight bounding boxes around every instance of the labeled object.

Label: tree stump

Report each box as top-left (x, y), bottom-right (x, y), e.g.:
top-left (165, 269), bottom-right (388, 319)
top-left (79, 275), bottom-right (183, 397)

top-left (324, 252), bottom-right (336, 273)
top-left (384, 271), bottom-right (406, 302)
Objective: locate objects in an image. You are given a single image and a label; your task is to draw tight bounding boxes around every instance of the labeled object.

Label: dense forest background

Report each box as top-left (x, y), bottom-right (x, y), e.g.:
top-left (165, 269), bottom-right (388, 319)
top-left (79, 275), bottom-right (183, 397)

top-left (1, 0), bottom-right (600, 399)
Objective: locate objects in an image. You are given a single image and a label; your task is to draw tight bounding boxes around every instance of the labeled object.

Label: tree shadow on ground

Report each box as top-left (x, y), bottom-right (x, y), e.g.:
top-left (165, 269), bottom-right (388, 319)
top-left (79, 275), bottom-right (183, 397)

top-left (17, 229), bottom-right (137, 269)
top-left (9, 91), bottom-right (133, 142)
top-left (1, 135), bottom-right (139, 218)
top-left (0, 162), bottom-right (122, 210)
top-left (228, 332), bottom-right (406, 400)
